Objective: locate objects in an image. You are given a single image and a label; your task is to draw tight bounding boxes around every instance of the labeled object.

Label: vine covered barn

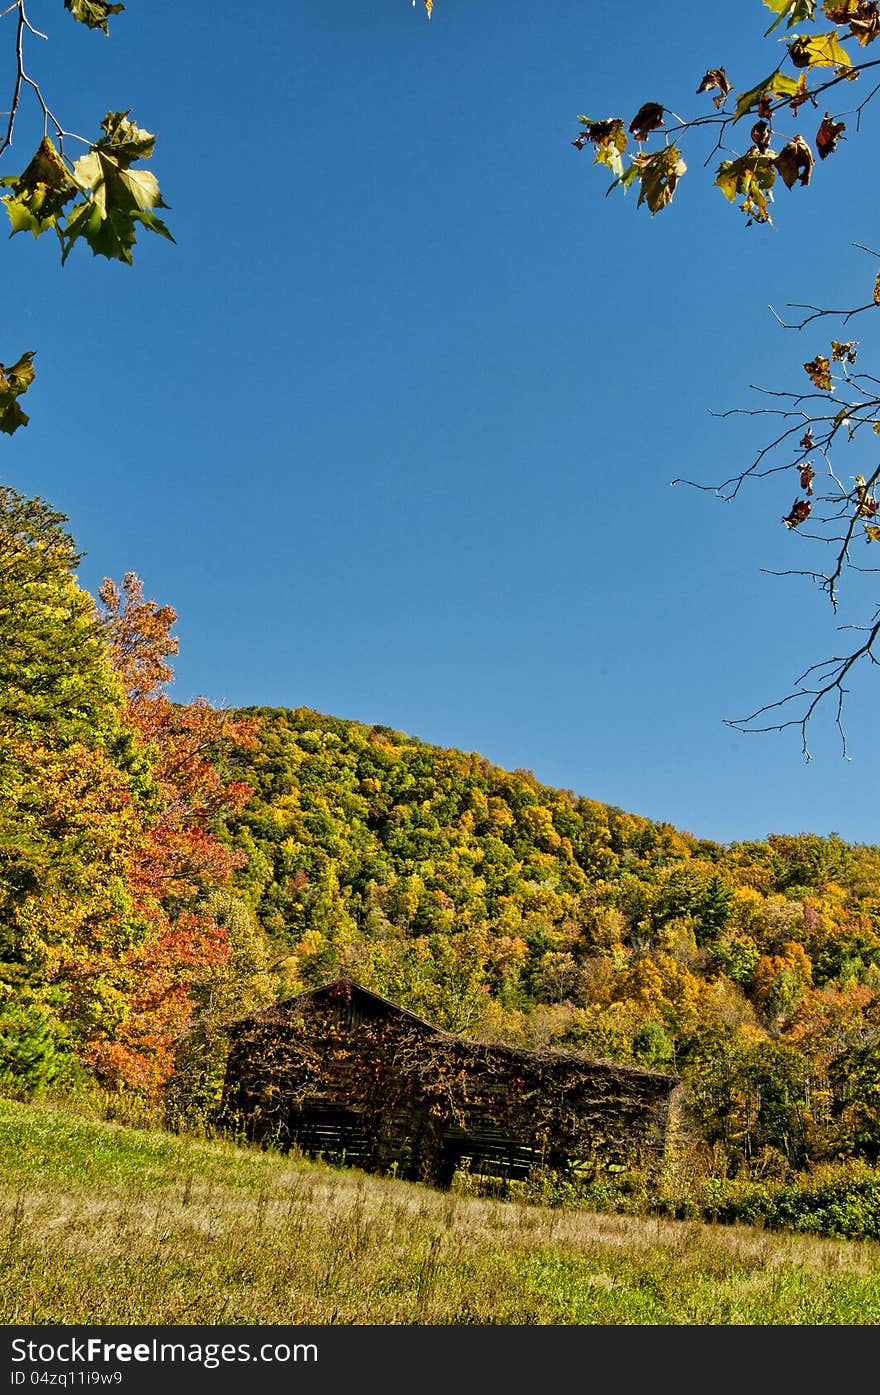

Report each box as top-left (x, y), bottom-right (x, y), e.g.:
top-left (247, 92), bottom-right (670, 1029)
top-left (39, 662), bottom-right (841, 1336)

top-left (218, 977), bottom-right (680, 1187)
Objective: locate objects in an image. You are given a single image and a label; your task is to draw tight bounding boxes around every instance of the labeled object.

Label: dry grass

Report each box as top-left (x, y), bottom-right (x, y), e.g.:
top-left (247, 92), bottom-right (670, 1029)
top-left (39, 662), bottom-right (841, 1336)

top-left (3, 1097), bottom-right (880, 1324)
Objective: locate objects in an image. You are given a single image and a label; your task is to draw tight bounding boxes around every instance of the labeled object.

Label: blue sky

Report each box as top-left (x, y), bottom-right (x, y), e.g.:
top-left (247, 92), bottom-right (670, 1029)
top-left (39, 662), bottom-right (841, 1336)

top-left (3, 0), bottom-right (879, 847)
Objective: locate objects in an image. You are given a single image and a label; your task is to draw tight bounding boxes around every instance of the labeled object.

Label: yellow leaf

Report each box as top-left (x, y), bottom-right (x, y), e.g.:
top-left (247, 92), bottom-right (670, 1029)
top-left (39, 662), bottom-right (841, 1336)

top-left (874, 269), bottom-right (880, 305)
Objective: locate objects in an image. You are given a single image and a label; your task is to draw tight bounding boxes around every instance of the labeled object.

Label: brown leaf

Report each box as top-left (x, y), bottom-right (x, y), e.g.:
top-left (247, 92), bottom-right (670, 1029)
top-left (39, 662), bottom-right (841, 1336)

top-left (783, 499), bottom-right (812, 528)
top-left (788, 37), bottom-right (814, 67)
top-left (803, 354), bottom-right (832, 390)
top-left (629, 102), bottom-right (665, 141)
top-left (874, 269), bottom-right (880, 305)
top-left (750, 119), bottom-right (772, 151)
top-left (790, 74), bottom-right (813, 112)
top-left (800, 427), bottom-right (815, 448)
top-left (696, 68), bottom-right (732, 107)
top-left (774, 134), bottom-right (814, 187)
top-left (800, 462), bottom-right (815, 493)
top-left (831, 339), bottom-right (858, 362)
top-left (825, 2), bottom-right (880, 44)
top-left (816, 114), bottom-right (846, 157)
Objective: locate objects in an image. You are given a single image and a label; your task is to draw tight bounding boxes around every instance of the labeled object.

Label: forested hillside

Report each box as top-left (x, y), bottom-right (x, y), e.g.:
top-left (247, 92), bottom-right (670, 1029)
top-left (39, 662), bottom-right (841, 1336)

top-left (223, 706), bottom-right (880, 1176)
top-left (5, 482), bottom-right (880, 1190)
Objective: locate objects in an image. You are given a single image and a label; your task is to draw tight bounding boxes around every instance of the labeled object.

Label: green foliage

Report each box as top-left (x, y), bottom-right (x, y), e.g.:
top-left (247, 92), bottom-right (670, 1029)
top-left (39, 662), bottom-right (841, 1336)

top-left (62, 112), bottom-right (173, 265)
top-left (0, 997), bottom-right (66, 1097)
top-left (64, 0), bottom-right (125, 33)
top-left (697, 1161), bottom-right (880, 1240)
top-left (0, 351), bottom-right (35, 435)
top-left (1, 1), bottom-right (171, 430)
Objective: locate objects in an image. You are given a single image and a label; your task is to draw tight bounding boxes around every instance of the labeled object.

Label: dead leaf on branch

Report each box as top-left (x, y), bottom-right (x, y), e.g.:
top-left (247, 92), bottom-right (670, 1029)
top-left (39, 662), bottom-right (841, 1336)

top-left (783, 498), bottom-right (812, 527)
top-left (800, 462), bottom-right (816, 493)
top-left (804, 354), bottom-right (832, 389)
top-left (629, 102), bottom-right (665, 141)
top-left (774, 134), bottom-right (814, 186)
top-left (824, 2), bottom-right (880, 44)
top-left (572, 117), bottom-right (628, 177)
top-left (801, 427), bottom-right (816, 447)
top-left (873, 269), bottom-right (880, 304)
top-left (751, 120), bottom-right (773, 150)
top-left (831, 339), bottom-right (858, 362)
top-left (696, 68), bottom-right (732, 107)
top-left (817, 114), bottom-right (847, 156)
top-left (854, 475), bottom-right (879, 515)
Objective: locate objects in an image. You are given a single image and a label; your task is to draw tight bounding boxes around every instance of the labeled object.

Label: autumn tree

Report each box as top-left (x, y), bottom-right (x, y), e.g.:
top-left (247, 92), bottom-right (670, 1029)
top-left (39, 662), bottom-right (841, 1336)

top-left (0, 487), bottom-right (150, 1089)
top-left (572, 0), bottom-right (880, 754)
top-left (93, 573), bottom-right (259, 1091)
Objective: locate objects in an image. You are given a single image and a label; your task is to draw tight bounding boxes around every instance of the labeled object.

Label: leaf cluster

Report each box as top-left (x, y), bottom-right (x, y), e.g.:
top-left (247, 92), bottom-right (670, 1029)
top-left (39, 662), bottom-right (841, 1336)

top-left (573, 0), bottom-right (880, 222)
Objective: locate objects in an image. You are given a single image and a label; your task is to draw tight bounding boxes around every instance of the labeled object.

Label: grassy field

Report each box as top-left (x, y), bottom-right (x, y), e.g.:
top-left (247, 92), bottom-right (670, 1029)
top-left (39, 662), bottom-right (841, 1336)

top-left (3, 1097), bottom-right (880, 1324)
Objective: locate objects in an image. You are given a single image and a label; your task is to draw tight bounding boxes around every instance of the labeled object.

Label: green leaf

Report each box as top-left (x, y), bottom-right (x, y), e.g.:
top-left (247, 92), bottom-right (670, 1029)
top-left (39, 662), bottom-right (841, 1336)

top-left (715, 152), bottom-right (777, 221)
top-left (62, 112), bottom-right (173, 265)
top-left (63, 0), bottom-right (124, 34)
top-left (613, 146), bottom-right (686, 214)
top-left (734, 70), bottom-right (800, 121)
top-left (788, 31), bottom-right (853, 66)
top-left (0, 352), bottom-right (35, 435)
top-left (763, 0), bottom-right (817, 34)
top-left (0, 137), bottom-right (76, 238)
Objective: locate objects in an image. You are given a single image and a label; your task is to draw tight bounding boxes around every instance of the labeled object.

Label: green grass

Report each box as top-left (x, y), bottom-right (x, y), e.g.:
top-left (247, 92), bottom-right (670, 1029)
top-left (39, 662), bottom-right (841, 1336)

top-left (3, 1097), bottom-right (880, 1324)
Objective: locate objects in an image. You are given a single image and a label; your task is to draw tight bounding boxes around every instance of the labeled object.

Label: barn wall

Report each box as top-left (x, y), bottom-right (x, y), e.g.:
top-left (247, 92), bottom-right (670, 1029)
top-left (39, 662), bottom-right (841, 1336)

top-left (218, 983), bottom-right (679, 1186)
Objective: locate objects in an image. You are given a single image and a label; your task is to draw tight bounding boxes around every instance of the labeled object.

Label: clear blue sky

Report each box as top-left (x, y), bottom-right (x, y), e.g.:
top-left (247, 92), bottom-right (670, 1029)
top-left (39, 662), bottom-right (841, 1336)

top-left (4, 0), bottom-right (879, 847)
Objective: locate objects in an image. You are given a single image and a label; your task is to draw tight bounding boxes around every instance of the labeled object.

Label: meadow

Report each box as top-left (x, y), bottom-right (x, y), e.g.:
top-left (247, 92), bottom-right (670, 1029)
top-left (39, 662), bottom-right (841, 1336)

top-left (3, 1098), bottom-right (880, 1325)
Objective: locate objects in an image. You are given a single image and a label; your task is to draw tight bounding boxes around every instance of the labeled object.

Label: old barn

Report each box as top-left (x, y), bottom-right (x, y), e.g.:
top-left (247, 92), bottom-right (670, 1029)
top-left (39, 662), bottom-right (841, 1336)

top-left (218, 977), bottom-right (681, 1187)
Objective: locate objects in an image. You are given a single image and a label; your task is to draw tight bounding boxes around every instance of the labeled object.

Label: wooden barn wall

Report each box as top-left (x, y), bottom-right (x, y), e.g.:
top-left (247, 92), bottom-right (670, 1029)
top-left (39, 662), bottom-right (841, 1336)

top-left (218, 989), bottom-right (679, 1185)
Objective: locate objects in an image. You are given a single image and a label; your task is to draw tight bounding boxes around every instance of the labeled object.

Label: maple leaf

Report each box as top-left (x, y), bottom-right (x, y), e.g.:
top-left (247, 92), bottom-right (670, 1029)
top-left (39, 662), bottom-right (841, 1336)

top-left (764, 0), bottom-right (818, 33)
top-left (788, 31), bottom-right (853, 66)
top-left (831, 339), bottom-right (858, 362)
top-left (572, 117), bottom-right (628, 177)
top-left (0, 351), bottom-right (35, 435)
top-left (804, 354), bottom-right (832, 389)
top-left (64, 0), bottom-right (124, 32)
top-left (0, 138), bottom-right (77, 238)
top-left (789, 74), bottom-right (814, 112)
top-left (696, 68), bottom-right (733, 107)
top-left (774, 134), bottom-right (814, 186)
top-left (62, 111), bottom-right (173, 266)
top-left (715, 151), bottom-right (777, 222)
top-left (824, 1), bottom-right (880, 43)
top-left (783, 498), bottom-right (812, 527)
top-left (800, 462), bottom-right (816, 493)
top-left (734, 70), bottom-right (800, 121)
top-left (816, 114), bottom-right (847, 156)
top-left (618, 146), bottom-right (686, 213)
top-left (629, 102), bottom-right (665, 141)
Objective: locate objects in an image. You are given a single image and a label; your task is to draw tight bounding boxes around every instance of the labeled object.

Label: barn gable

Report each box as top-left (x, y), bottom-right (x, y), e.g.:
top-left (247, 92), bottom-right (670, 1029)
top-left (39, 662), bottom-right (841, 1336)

top-left (218, 977), bottom-right (680, 1188)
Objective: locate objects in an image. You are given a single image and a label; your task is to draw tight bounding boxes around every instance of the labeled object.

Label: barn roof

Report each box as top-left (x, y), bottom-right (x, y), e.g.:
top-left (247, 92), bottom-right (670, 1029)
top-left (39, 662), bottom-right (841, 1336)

top-left (230, 975), bottom-right (680, 1089)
